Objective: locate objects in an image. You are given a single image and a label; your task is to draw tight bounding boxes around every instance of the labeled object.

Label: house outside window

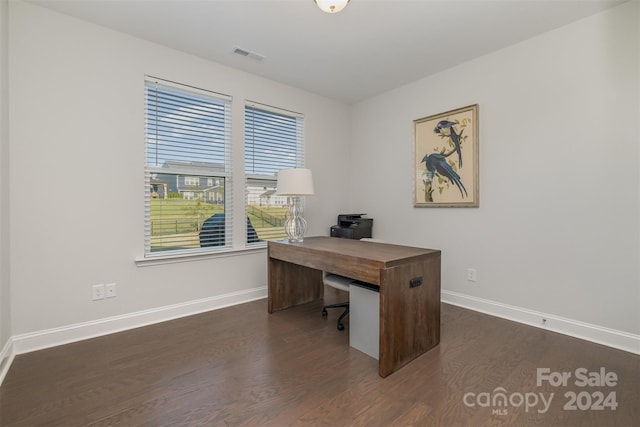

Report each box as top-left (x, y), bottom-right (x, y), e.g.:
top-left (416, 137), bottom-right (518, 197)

top-left (244, 103), bottom-right (304, 244)
top-left (144, 77), bottom-right (232, 255)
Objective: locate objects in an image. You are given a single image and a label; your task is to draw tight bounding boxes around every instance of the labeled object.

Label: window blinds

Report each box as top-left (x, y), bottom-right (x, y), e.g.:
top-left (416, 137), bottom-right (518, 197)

top-left (244, 103), bottom-right (304, 244)
top-left (144, 77), bottom-right (232, 255)
top-left (244, 104), bottom-right (304, 178)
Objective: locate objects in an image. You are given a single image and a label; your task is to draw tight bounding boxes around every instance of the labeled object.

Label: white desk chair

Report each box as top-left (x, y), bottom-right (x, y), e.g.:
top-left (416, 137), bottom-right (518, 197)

top-left (321, 238), bottom-right (384, 331)
top-left (321, 272), bottom-right (353, 331)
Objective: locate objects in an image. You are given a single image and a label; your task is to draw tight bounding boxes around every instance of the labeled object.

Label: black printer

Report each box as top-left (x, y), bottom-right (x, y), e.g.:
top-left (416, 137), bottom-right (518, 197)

top-left (330, 214), bottom-right (373, 240)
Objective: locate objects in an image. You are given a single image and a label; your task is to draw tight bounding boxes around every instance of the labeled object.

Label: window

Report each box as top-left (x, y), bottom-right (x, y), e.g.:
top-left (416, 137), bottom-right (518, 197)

top-left (145, 77), bottom-right (232, 256)
top-left (184, 176), bottom-right (200, 186)
top-left (244, 103), bottom-right (304, 244)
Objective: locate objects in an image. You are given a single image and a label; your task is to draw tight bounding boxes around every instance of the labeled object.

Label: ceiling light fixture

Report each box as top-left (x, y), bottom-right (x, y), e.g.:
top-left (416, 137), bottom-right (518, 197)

top-left (314, 0), bottom-right (350, 14)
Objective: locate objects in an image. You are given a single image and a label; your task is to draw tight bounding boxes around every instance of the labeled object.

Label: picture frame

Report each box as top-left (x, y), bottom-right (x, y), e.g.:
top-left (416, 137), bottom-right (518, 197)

top-left (414, 104), bottom-right (479, 208)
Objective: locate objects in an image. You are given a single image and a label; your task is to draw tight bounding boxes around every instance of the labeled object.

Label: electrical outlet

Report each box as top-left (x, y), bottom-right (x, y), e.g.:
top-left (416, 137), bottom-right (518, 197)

top-left (467, 268), bottom-right (477, 282)
top-left (92, 284), bottom-right (105, 300)
top-left (105, 283), bottom-right (117, 298)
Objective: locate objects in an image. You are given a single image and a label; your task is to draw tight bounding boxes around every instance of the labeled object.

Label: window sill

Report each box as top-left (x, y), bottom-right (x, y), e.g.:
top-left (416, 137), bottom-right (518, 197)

top-left (135, 244), bottom-right (267, 267)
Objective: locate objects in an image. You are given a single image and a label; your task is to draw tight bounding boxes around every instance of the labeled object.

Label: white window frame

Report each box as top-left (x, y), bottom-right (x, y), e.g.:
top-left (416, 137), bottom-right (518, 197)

top-left (144, 76), bottom-right (232, 258)
top-left (244, 101), bottom-right (305, 246)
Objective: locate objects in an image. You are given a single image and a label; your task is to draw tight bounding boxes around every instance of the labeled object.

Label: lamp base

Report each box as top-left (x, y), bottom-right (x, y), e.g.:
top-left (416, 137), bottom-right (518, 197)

top-left (284, 196), bottom-right (307, 243)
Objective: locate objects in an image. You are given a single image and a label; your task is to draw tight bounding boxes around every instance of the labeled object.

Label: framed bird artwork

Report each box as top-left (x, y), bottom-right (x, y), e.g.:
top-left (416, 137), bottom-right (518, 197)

top-left (414, 104), bottom-right (479, 208)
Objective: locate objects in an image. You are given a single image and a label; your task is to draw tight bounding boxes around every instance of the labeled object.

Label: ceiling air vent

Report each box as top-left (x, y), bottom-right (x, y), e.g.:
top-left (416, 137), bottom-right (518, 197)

top-left (233, 47), bottom-right (265, 61)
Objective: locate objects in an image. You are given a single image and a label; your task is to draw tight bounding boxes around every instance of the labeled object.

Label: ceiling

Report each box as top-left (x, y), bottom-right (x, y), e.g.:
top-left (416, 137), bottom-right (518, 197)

top-left (28, 0), bottom-right (624, 104)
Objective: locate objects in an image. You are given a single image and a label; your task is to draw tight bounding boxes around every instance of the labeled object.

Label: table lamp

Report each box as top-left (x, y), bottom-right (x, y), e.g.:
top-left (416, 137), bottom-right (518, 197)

top-left (276, 168), bottom-right (314, 243)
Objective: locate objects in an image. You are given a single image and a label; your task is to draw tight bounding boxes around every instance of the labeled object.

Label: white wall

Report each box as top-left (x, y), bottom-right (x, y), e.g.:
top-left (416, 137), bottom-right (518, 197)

top-left (350, 1), bottom-right (639, 335)
top-left (8, 1), bottom-right (351, 337)
top-left (0, 0), bottom-right (10, 356)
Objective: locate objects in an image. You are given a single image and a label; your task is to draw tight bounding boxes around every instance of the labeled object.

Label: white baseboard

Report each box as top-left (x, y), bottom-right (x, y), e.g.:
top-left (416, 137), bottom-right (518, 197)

top-left (441, 290), bottom-right (640, 355)
top-left (0, 337), bottom-right (15, 385)
top-left (12, 286), bottom-right (267, 356)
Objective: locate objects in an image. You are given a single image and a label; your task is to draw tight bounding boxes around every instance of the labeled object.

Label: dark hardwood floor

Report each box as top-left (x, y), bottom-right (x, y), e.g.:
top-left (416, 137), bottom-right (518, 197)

top-left (1, 287), bottom-right (638, 426)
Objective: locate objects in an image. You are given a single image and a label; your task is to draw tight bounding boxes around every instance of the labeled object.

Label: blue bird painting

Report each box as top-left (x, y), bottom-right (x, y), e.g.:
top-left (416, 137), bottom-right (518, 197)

top-left (415, 104), bottom-right (477, 206)
top-left (421, 153), bottom-right (468, 199)
top-left (434, 120), bottom-right (464, 168)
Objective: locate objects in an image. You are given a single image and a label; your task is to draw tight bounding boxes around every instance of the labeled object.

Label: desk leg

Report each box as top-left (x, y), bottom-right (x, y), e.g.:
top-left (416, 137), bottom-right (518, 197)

top-left (268, 258), bottom-right (324, 313)
top-left (378, 254), bottom-right (441, 377)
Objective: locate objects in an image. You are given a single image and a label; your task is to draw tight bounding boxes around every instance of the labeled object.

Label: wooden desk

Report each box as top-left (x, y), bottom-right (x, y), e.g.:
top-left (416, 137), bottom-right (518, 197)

top-left (268, 236), bottom-right (441, 377)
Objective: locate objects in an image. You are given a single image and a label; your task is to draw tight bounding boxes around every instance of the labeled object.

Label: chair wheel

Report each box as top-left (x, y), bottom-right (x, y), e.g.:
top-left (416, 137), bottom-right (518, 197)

top-left (337, 323), bottom-right (344, 331)
top-left (322, 309), bottom-right (328, 317)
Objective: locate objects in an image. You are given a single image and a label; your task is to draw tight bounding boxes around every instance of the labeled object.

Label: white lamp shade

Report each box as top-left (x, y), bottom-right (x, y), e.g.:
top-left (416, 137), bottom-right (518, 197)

top-left (276, 168), bottom-right (315, 196)
top-left (314, 0), bottom-right (350, 14)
